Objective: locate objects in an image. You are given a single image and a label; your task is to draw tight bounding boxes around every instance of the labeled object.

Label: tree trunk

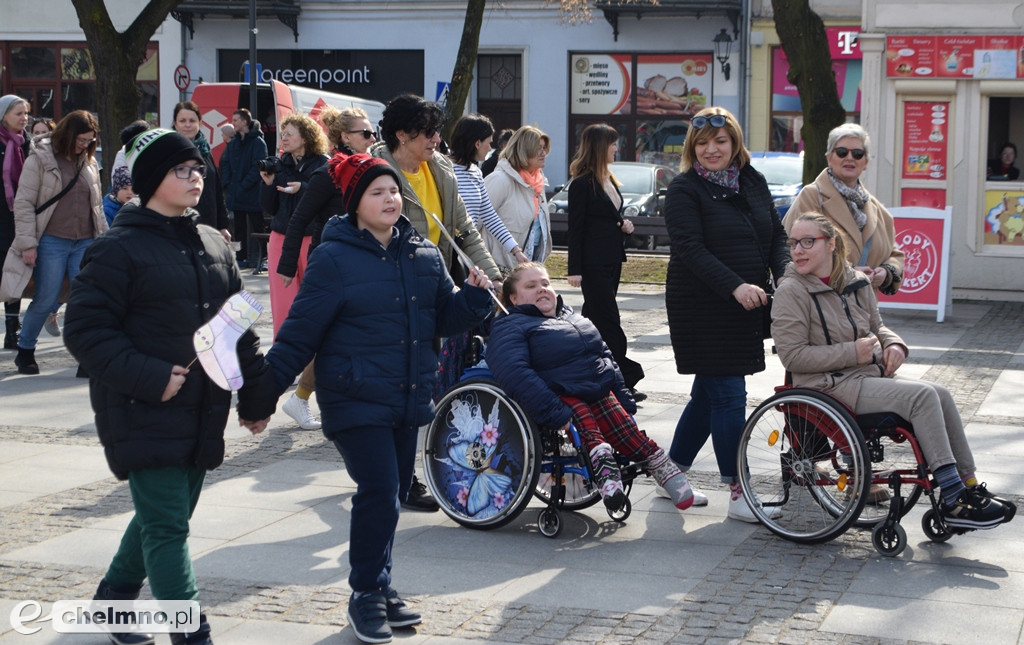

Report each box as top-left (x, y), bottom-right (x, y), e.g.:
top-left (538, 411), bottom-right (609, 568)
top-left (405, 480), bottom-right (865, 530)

top-left (442, 0), bottom-right (487, 144)
top-left (71, 0), bottom-right (183, 185)
top-left (771, 0), bottom-right (846, 184)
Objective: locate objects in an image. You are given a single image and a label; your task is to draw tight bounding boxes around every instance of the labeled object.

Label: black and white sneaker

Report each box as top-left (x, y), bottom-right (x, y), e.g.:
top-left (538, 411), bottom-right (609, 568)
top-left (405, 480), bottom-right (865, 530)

top-left (968, 483), bottom-right (1016, 522)
top-left (942, 489), bottom-right (1010, 530)
top-left (384, 587), bottom-right (422, 628)
top-left (348, 591), bottom-right (391, 644)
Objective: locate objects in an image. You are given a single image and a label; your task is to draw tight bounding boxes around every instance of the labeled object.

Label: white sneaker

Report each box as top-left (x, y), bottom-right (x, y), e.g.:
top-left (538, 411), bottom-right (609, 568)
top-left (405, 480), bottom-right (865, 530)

top-left (282, 393), bottom-right (321, 430)
top-left (727, 493), bottom-right (782, 523)
top-left (655, 483), bottom-right (709, 506)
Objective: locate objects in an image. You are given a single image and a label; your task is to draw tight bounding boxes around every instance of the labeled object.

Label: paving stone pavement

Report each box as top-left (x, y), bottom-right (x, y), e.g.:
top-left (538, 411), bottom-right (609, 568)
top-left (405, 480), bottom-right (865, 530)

top-left (2, 273), bottom-right (1023, 645)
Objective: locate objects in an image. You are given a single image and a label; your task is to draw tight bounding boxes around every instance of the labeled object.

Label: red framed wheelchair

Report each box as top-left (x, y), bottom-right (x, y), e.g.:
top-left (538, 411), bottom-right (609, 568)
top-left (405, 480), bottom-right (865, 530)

top-left (736, 385), bottom-right (1000, 556)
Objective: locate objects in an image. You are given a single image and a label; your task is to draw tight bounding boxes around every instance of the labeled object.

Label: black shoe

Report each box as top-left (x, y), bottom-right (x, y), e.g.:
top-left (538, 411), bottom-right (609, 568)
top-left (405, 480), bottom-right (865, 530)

top-left (348, 591), bottom-right (391, 643)
top-left (15, 347), bottom-right (39, 375)
top-left (4, 317), bottom-right (18, 349)
top-left (942, 489), bottom-right (1009, 530)
top-left (169, 612), bottom-right (212, 645)
top-left (402, 475), bottom-right (439, 512)
top-left (629, 388), bottom-right (647, 403)
top-left (384, 587), bottom-right (421, 628)
top-left (968, 483), bottom-right (1016, 522)
top-left (93, 580), bottom-right (155, 645)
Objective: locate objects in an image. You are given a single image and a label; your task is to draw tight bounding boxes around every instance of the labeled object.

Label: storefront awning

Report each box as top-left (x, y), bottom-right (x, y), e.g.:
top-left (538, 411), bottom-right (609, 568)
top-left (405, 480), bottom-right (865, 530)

top-left (595, 0), bottom-right (741, 41)
top-left (172, 0), bottom-right (302, 43)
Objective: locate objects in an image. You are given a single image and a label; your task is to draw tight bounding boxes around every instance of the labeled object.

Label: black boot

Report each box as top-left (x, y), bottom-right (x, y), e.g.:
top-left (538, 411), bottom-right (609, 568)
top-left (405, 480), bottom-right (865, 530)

top-left (4, 317), bottom-right (18, 350)
top-left (14, 347), bottom-right (39, 374)
top-left (93, 579), bottom-right (155, 645)
top-left (170, 613), bottom-right (212, 645)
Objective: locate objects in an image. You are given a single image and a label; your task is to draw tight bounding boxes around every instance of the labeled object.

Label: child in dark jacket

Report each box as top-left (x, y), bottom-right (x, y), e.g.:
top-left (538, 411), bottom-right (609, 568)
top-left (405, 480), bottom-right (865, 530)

top-left (101, 165), bottom-right (134, 226)
top-left (264, 153), bottom-right (493, 645)
top-left (486, 263), bottom-right (694, 512)
top-left (64, 129), bottom-right (277, 645)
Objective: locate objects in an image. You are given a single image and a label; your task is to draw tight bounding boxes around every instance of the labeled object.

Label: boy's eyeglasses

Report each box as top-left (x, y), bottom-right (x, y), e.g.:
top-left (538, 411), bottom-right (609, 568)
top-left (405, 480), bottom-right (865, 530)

top-left (787, 236), bottom-right (826, 250)
top-left (171, 164), bottom-right (207, 179)
top-left (691, 114), bottom-right (727, 129)
top-left (347, 129), bottom-right (376, 140)
top-left (833, 147), bottom-right (866, 160)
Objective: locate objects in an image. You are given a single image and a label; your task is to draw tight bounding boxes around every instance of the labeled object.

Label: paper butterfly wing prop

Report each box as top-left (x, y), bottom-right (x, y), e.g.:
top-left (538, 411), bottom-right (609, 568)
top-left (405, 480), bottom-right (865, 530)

top-left (193, 290), bottom-right (263, 391)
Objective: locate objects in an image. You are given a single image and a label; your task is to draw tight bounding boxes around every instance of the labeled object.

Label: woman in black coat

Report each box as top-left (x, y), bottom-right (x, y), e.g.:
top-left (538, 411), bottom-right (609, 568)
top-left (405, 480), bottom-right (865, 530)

top-left (172, 101), bottom-right (230, 237)
top-left (566, 123), bottom-right (645, 395)
top-left (663, 108), bottom-right (789, 523)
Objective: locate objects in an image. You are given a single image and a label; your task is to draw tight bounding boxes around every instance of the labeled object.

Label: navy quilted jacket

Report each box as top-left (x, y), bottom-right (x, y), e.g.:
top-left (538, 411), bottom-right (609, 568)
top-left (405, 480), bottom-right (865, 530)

top-left (266, 214), bottom-right (493, 437)
top-left (487, 299), bottom-right (635, 429)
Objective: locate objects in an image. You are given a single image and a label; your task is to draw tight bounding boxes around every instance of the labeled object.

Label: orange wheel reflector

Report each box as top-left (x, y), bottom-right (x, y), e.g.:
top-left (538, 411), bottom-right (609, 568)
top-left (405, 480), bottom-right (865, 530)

top-left (837, 473), bottom-right (847, 491)
top-left (768, 429), bottom-right (780, 446)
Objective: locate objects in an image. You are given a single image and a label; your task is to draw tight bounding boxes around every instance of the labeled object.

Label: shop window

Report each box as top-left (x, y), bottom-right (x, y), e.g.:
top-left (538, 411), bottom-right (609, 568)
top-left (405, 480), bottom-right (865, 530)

top-left (478, 54), bottom-right (522, 136)
top-left (985, 96), bottom-right (1024, 181)
top-left (636, 119), bottom-right (687, 168)
top-left (11, 46), bottom-right (57, 79)
top-left (61, 83), bottom-right (97, 116)
top-left (61, 48), bottom-right (95, 80)
top-left (769, 47), bottom-right (861, 152)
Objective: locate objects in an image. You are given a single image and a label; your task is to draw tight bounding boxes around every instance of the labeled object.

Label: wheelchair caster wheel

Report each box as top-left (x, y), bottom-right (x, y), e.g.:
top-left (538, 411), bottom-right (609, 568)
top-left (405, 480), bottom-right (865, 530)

top-left (538, 508), bottom-right (562, 538)
top-left (608, 497), bottom-right (631, 522)
top-left (871, 522), bottom-right (907, 556)
top-left (922, 509), bottom-right (953, 543)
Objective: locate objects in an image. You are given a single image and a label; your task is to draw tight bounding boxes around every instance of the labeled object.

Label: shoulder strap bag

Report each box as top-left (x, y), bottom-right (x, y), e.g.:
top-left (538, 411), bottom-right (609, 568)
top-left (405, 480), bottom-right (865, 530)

top-left (35, 162), bottom-right (83, 215)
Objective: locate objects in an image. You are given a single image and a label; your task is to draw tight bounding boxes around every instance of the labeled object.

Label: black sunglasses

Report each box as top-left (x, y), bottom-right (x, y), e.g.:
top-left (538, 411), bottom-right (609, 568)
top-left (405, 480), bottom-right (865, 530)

top-left (834, 147), bottom-right (866, 160)
top-left (347, 129), bottom-right (375, 140)
top-left (691, 114), bottom-right (727, 129)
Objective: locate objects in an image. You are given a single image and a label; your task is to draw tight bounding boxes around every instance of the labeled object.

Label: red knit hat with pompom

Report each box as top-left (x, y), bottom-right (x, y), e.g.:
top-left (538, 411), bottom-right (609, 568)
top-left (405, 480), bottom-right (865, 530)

top-left (328, 152), bottom-right (401, 216)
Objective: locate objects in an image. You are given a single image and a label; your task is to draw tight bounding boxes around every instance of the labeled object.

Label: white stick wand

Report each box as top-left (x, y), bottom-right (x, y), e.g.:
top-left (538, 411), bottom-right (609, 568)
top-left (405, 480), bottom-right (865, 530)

top-left (423, 209), bottom-right (508, 315)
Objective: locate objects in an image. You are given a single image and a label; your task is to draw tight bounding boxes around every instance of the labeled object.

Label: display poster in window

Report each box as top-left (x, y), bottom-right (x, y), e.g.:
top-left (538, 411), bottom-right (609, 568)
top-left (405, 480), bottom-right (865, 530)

top-left (878, 207), bottom-right (952, 323)
top-left (901, 101), bottom-right (948, 180)
top-left (886, 34), bottom-right (1024, 78)
top-left (570, 54), bottom-right (631, 115)
top-left (772, 49), bottom-right (861, 112)
top-left (635, 54), bottom-right (711, 118)
top-left (982, 190), bottom-right (1024, 246)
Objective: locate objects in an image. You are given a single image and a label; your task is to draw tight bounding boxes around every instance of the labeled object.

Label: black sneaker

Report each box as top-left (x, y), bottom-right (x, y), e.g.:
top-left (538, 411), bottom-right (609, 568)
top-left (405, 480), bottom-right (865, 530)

top-left (384, 587), bottom-right (421, 628)
top-left (969, 483), bottom-right (1016, 522)
top-left (348, 591), bottom-right (391, 644)
top-left (402, 475), bottom-right (439, 512)
top-left (942, 489), bottom-right (1009, 530)
top-left (629, 388), bottom-right (647, 403)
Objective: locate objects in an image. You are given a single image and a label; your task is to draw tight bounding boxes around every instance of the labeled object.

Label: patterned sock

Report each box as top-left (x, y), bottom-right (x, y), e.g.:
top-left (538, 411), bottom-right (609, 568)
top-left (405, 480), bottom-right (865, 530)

top-left (934, 463), bottom-right (966, 508)
top-left (193, 290), bottom-right (263, 391)
top-left (962, 472), bottom-right (979, 488)
top-left (589, 443), bottom-right (626, 511)
top-left (729, 481), bottom-right (743, 501)
top-left (645, 449), bottom-right (693, 510)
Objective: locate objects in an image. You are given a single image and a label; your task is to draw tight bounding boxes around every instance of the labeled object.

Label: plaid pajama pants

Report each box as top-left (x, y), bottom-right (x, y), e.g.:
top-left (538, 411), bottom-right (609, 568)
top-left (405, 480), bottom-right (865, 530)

top-left (559, 392), bottom-right (659, 463)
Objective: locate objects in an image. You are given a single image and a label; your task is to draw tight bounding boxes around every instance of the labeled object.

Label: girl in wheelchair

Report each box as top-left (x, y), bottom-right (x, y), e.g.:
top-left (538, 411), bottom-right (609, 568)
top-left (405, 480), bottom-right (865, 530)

top-left (771, 213), bottom-right (1014, 531)
top-left (487, 263), bottom-right (695, 512)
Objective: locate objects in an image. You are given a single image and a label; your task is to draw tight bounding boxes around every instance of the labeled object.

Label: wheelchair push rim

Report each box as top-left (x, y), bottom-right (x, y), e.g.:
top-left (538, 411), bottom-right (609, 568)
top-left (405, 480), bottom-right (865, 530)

top-left (738, 389), bottom-right (871, 544)
top-left (423, 378), bottom-right (541, 530)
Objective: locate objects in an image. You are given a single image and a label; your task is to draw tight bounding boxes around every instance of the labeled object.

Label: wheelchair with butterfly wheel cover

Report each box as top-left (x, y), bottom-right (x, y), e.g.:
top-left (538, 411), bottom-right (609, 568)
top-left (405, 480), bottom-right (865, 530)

top-left (422, 369), bottom-right (641, 538)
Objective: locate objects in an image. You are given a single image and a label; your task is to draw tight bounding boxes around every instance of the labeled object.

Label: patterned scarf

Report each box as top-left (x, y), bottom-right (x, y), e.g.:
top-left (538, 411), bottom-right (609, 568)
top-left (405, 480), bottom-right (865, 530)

top-left (518, 167), bottom-right (545, 220)
top-left (695, 161), bottom-right (740, 191)
top-left (827, 167), bottom-right (869, 230)
top-left (191, 131), bottom-right (212, 158)
top-left (0, 125), bottom-right (26, 211)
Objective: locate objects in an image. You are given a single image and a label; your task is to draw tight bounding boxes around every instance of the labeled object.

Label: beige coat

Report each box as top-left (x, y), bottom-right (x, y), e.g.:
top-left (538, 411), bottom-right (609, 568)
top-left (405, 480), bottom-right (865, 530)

top-left (371, 145), bottom-right (500, 282)
top-left (770, 262), bottom-right (908, 409)
top-left (483, 158), bottom-right (551, 270)
top-left (0, 136), bottom-right (106, 301)
top-left (785, 169), bottom-right (905, 292)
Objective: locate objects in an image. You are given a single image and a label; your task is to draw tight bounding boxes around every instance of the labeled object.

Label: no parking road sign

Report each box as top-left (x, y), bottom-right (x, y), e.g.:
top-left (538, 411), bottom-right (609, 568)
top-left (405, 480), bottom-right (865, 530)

top-left (174, 65), bottom-right (191, 91)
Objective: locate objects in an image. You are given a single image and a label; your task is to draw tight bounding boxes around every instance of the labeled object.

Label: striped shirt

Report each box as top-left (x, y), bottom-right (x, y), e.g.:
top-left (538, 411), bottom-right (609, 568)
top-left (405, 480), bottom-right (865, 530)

top-left (453, 161), bottom-right (518, 252)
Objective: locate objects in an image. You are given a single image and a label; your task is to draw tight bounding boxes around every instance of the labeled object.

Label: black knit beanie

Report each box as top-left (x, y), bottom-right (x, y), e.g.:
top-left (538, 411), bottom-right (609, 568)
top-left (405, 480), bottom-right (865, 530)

top-left (126, 128), bottom-right (204, 205)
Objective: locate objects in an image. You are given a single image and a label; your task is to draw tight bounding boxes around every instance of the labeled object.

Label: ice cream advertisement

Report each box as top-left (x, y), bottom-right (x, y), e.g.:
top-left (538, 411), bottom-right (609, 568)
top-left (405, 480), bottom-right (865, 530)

top-left (902, 101), bottom-right (949, 180)
top-left (886, 34), bottom-right (1024, 78)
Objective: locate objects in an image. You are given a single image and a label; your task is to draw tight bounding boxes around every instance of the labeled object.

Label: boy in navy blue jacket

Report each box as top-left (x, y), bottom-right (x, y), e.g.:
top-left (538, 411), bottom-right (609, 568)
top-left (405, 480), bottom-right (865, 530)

top-left (265, 153), bottom-right (493, 644)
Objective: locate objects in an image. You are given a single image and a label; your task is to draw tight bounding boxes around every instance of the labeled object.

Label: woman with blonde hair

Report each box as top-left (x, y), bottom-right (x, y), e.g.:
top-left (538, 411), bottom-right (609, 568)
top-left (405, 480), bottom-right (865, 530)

top-left (566, 123), bottom-right (645, 397)
top-left (260, 113), bottom-right (329, 428)
top-left (483, 125), bottom-right (553, 272)
top-left (663, 107), bottom-right (789, 521)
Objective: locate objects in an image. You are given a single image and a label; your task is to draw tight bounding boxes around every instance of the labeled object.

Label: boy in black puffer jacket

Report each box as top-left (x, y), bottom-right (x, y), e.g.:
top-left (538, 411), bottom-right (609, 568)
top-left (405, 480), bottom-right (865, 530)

top-left (64, 129), bottom-right (277, 645)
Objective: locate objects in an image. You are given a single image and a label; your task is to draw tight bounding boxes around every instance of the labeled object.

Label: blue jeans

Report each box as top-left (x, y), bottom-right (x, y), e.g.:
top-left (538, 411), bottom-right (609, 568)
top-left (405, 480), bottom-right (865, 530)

top-left (332, 424), bottom-right (418, 592)
top-left (19, 234), bottom-right (92, 350)
top-left (668, 375), bottom-right (747, 483)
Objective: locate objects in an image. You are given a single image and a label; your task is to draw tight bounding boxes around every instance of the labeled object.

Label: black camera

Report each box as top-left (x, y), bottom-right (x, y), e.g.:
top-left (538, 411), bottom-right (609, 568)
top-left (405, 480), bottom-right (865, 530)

top-left (257, 156), bottom-right (282, 173)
